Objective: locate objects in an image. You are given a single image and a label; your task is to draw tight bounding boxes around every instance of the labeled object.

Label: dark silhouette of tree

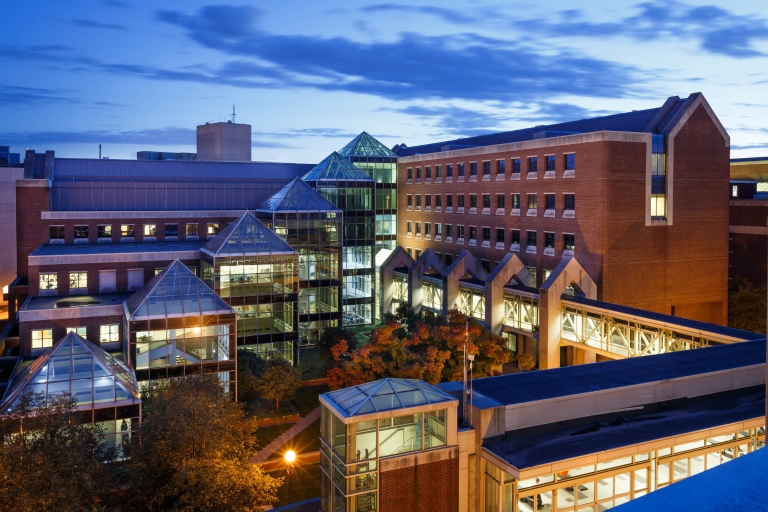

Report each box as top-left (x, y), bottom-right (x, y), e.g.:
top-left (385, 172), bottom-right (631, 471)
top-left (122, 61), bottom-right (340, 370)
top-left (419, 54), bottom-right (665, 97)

top-left (316, 326), bottom-right (359, 363)
top-left (237, 350), bottom-right (266, 401)
top-left (255, 358), bottom-right (302, 410)
top-left (728, 277), bottom-right (766, 334)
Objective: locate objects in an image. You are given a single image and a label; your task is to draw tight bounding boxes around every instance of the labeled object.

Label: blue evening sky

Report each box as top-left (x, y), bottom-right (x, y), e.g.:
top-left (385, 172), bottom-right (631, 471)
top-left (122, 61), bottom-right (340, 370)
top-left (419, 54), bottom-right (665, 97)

top-left (1, 0), bottom-right (767, 163)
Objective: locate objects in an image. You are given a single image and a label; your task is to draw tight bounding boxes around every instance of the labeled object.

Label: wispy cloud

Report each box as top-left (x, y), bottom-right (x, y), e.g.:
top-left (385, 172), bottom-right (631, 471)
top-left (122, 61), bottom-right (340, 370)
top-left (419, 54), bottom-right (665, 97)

top-left (70, 19), bottom-right (127, 31)
top-left (0, 127), bottom-right (196, 146)
top-left (361, 4), bottom-right (477, 24)
top-left (0, 84), bottom-right (78, 105)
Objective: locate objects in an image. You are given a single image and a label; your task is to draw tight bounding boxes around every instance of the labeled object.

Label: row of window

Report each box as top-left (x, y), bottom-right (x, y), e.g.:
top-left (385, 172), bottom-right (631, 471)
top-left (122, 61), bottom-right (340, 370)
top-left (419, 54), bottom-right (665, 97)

top-left (31, 324), bottom-right (120, 349)
top-left (405, 222), bottom-right (575, 251)
top-left (405, 154), bottom-right (576, 181)
top-left (38, 267), bottom-right (192, 295)
top-left (407, 193), bottom-right (575, 213)
top-left (49, 222), bottom-right (220, 242)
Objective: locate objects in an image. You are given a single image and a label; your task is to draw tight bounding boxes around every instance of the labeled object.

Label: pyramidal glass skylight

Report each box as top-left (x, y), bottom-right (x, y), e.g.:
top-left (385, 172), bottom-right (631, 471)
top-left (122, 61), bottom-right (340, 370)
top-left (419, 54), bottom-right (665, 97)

top-left (338, 132), bottom-right (397, 158)
top-left (302, 152), bottom-right (374, 182)
top-left (324, 378), bottom-right (455, 417)
top-left (124, 260), bottom-right (234, 320)
top-left (2, 332), bottom-right (140, 412)
top-left (257, 177), bottom-right (341, 213)
top-left (202, 212), bottom-right (297, 257)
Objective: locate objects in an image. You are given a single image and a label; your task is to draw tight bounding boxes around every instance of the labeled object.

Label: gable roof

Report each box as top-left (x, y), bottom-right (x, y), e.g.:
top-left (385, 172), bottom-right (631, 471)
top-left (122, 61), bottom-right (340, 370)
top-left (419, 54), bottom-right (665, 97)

top-left (323, 378), bottom-right (456, 418)
top-left (124, 260), bottom-right (234, 320)
top-left (302, 152), bottom-right (374, 182)
top-left (256, 177), bottom-right (341, 213)
top-left (338, 132), bottom-right (398, 158)
top-left (201, 212), bottom-right (296, 257)
top-left (2, 332), bottom-right (140, 412)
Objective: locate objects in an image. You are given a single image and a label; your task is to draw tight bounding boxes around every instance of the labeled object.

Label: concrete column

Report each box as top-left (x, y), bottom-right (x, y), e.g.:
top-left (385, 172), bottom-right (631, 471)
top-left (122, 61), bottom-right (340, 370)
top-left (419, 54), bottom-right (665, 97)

top-left (483, 253), bottom-right (528, 334)
top-left (407, 248), bottom-right (445, 314)
top-left (379, 247), bottom-right (414, 316)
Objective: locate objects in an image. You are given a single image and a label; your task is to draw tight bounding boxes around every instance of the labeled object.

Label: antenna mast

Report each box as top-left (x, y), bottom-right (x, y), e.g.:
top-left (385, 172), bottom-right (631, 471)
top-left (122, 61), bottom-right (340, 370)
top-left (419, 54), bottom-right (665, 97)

top-left (231, 104), bottom-right (236, 124)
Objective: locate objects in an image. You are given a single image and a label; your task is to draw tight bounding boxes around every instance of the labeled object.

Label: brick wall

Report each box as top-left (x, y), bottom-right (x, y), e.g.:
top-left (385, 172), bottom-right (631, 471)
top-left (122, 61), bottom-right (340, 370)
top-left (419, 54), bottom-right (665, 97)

top-left (18, 313), bottom-right (124, 356)
top-left (379, 457), bottom-right (458, 512)
top-left (16, 181), bottom-right (50, 278)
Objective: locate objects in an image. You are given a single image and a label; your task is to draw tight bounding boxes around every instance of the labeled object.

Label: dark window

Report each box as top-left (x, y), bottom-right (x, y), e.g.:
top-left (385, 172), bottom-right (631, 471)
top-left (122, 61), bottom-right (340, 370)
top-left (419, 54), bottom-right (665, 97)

top-left (446, 224), bottom-right (453, 237)
top-left (483, 227), bottom-right (491, 241)
top-left (97, 225), bottom-right (111, 238)
top-left (528, 157), bottom-right (538, 173)
top-left (407, 195), bottom-right (412, 207)
top-left (497, 160), bottom-right (505, 174)
top-left (50, 226), bottom-right (65, 240)
top-left (527, 231), bottom-right (537, 247)
top-left (497, 194), bottom-right (505, 208)
top-left (457, 225), bottom-right (465, 239)
top-left (565, 154), bottom-right (576, 170)
top-left (458, 195), bottom-right (465, 208)
top-left (436, 223), bottom-right (442, 236)
top-left (511, 230), bottom-right (520, 244)
top-left (483, 194), bottom-right (491, 208)
top-left (545, 194), bottom-right (555, 210)
top-left (469, 227), bottom-right (477, 240)
top-left (483, 161), bottom-right (491, 175)
top-left (470, 195), bottom-right (477, 208)
top-left (407, 168), bottom-right (413, 179)
top-left (545, 232), bottom-right (555, 248)
top-left (446, 253), bottom-right (453, 265)
top-left (512, 194), bottom-right (520, 209)
top-left (426, 167), bottom-right (432, 179)
top-left (447, 195), bottom-right (453, 207)
top-left (165, 223), bottom-right (178, 236)
top-left (407, 247), bottom-right (413, 257)
top-left (436, 165), bottom-right (442, 178)
top-left (416, 222), bottom-right (421, 235)
top-left (471, 162), bottom-right (478, 176)
top-left (186, 224), bottom-right (198, 237)
top-left (416, 195), bottom-right (421, 207)
top-left (512, 158), bottom-right (521, 174)
top-left (407, 221), bottom-right (412, 234)
top-left (496, 228), bottom-right (505, 243)
top-left (447, 164), bottom-right (453, 177)
top-left (415, 249), bottom-right (422, 258)
top-left (481, 259), bottom-right (491, 273)
top-left (546, 155), bottom-right (556, 172)
top-left (74, 225), bottom-right (88, 239)
top-left (565, 194), bottom-right (575, 210)
top-left (425, 195), bottom-right (431, 207)
top-left (425, 223), bottom-right (431, 236)
top-left (458, 163), bottom-right (465, 177)
top-left (564, 234), bottom-right (575, 251)
top-left (527, 194), bottom-right (537, 209)
top-left (436, 195), bottom-right (442, 207)
top-left (416, 167), bottom-right (422, 179)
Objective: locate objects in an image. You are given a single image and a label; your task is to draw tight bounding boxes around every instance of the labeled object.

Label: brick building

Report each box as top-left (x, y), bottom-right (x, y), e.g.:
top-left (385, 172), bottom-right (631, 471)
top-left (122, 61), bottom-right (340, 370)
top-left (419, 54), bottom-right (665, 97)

top-left (394, 93), bottom-right (730, 326)
top-left (728, 157), bottom-right (768, 289)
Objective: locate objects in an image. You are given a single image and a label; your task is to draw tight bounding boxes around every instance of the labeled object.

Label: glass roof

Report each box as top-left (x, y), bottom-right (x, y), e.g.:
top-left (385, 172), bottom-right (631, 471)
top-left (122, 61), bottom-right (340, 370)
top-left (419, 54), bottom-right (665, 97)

top-left (324, 378), bottom-right (456, 417)
top-left (202, 212), bottom-right (297, 257)
top-left (2, 332), bottom-right (140, 412)
top-left (338, 132), bottom-right (397, 157)
top-left (256, 177), bottom-right (341, 213)
top-left (124, 260), bottom-right (234, 320)
top-left (302, 152), bottom-right (375, 182)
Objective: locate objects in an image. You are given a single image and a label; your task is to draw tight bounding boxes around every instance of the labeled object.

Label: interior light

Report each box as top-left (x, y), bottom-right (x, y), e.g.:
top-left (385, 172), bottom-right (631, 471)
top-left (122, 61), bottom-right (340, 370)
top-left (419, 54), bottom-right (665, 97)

top-left (193, 327), bottom-right (201, 334)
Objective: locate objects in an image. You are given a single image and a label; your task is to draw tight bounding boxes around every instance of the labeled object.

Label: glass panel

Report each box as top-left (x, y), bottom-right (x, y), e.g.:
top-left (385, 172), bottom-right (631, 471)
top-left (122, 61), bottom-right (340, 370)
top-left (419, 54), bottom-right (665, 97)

top-left (425, 409), bottom-right (447, 448)
top-left (485, 473), bottom-right (500, 512)
top-left (596, 476), bottom-right (613, 500)
top-left (672, 458), bottom-right (688, 481)
top-left (690, 455), bottom-right (705, 476)
top-left (379, 414), bottom-right (421, 457)
top-left (353, 420), bottom-right (377, 462)
top-left (614, 472), bottom-right (630, 496)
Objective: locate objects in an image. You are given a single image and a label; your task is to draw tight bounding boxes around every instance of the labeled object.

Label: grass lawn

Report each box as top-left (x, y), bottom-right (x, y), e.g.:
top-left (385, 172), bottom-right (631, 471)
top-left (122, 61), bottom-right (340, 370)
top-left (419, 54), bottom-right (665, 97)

top-left (268, 418), bottom-right (320, 460)
top-left (255, 423), bottom-right (294, 452)
top-left (268, 462), bottom-right (321, 507)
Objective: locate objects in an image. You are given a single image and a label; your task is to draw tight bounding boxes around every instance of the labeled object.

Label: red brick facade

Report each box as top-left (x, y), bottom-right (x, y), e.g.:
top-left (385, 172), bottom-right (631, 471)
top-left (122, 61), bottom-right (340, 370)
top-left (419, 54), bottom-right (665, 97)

top-left (379, 457), bottom-right (459, 512)
top-left (728, 199), bottom-right (768, 288)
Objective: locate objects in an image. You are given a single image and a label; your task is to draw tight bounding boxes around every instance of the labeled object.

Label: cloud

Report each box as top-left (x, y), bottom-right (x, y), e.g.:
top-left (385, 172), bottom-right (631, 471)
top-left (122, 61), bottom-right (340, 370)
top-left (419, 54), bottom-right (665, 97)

top-left (731, 143), bottom-right (768, 151)
top-left (253, 127), bottom-right (360, 139)
top-left (361, 4), bottom-right (477, 24)
top-left (0, 84), bottom-right (78, 105)
top-left (70, 19), bottom-right (127, 31)
top-left (103, 0), bottom-right (131, 8)
top-left (0, 128), bottom-right (197, 146)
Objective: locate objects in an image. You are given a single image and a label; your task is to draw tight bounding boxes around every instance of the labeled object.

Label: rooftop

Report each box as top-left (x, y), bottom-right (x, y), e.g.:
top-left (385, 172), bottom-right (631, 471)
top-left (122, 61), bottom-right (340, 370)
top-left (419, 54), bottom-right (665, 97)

top-left (323, 378), bottom-right (456, 418)
top-left (202, 212), bottom-right (296, 257)
top-left (21, 292), bottom-right (133, 312)
top-left (31, 240), bottom-right (205, 257)
top-left (257, 177), bottom-right (341, 213)
top-left (483, 385), bottom-right (764, 470)
top-left (302, 152), bottom-right (375, 182)
top-left (338, 132), bottom-right (398, 158)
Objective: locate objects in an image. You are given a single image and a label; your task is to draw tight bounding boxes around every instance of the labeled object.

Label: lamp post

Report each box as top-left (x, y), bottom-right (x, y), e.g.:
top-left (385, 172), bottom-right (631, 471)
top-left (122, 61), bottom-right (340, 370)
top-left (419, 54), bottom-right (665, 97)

top-left (285, 450), bottom-right (296, 504)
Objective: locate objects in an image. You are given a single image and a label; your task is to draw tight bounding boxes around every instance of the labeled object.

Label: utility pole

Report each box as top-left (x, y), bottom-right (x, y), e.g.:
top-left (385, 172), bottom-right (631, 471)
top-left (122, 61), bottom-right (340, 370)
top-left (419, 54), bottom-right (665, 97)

top-left (99, 144), bottom-right (102, 159)
top-left (463, 320), bottom-right (468, 427)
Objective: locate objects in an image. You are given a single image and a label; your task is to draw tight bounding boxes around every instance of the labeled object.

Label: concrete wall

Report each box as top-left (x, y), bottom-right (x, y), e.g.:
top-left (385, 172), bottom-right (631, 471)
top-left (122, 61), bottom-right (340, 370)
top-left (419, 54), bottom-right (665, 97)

top-left (196, 122), bottom-right (251, 162)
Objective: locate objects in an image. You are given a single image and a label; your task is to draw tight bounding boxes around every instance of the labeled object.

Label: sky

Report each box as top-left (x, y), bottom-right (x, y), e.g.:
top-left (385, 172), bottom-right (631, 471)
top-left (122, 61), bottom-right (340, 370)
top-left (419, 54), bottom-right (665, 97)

top-left (1, 0), bottom-right (768, 163)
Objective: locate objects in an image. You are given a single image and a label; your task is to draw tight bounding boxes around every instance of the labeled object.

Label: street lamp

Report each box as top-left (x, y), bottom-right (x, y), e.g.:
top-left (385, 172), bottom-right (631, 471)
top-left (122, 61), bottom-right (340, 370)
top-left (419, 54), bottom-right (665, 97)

top-left (285, 450), bottom-right (296, 504)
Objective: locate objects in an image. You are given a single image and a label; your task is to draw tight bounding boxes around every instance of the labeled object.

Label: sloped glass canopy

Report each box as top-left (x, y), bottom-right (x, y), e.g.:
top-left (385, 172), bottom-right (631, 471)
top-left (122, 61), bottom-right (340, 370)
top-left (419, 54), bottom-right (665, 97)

top-left (2, 332), bottom-right (140, 412)
top-left (324, 378), bottom-right (455, 417)
top-left (202, 212), bottom-right (297, 257)
top-left (338, 132), bottom-right (397, 158)
top-left (125, 260), bottom-right (234, 320)
top-left (257, 177), bottom-right (341, 213)
top-left (302, 152), bottom-right (375, 182)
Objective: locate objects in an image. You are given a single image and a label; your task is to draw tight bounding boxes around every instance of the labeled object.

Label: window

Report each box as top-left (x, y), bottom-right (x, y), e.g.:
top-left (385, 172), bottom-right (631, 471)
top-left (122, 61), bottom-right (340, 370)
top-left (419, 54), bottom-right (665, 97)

top-left (165, 223), bottom-right (178, 236)
top-left (436, 223), bottom-right (442, 236)
top-left (496, 194), bottom-right (505, 208)
top-left (207, 223), bottom-right (219, 237)
top-left (457, 225), bottom-right (465, 239)
top-left (527, 194), bottom-right (537, 209)
top-left (39, 273), bottom-right (58, 293)
top-left (127, 269), bottom-right (144, 291)
top-left (497, 160), bottom-right (505, 174)
top-left (527, 231), bottom-right (537, 247)
top-left (50, 225), bottom-right (64, 241)
top-left (407, 247), bottom-right (413, 257)
top-left (458, 163), bottom-right (465, 177)
top-left (483, 161), bottom-right (491, 175)
top-left (447, 195), bottom-right (453, 207)
top-left (425, 223), bottom-right (432, 236)
top-left (436, 165), bottom-right (442, 178)
top-left (483, 194), bottom-right (491, 208)
top-left (31, 329), bottom-right (53, 349)
top-left (564, 233), bottom-right (575, 251)
top-left (143, 224), bottom-right (156, 236)
top-left (512, 194), bottom-right (520, 209)
top-left (425, 195), bottom-right (431, 208)
top-left (407, 221), bottom-right (413, 235)
top-left (69, 271), bottom-right (87, 290)
top-left (407, 194), bottom-right (413, 207)
top-left (732, 185), bottom-right (738, 198)
top-left (565, 193), bottom-right (575, 210)
top-left (100, 324), bottom-right (119, 343)
top-left (481, 259), bottom-right (490, 273)
top-left (496, 228), bottom-right (504, 243)
top-left (74, 225), bottom-right (88, 240)
top-left (565, 153), bottom-right (576, 170)
top-left (416, 167), bottom-right (422, 180)
top-left (416, 222), bottom-right (421, 236)
top-left (545, 194), bottom-right (555, 210)
top-left (436, 195), bottom-right (442, 207)
top-left (155, 268), bottom-right (164, 275)
top-left (66, 327), bottom-right (87, 336)
top-left (470, 194), bottom-right (477, 208)
top-left (445, 254), bottom-right (453, 265)
top-left (545, 232), bottom-right (555, 248)
top-left (407, 168), bottom-right (413, 180)
top-left (447, 164), bottom-right (453, 177)
top-left (512, 158), bottom-right (521, 174)
top-left (470, 162), bottom-right (478, 176)
top-left (546, 155), bottom-right (556, 172)
top-left (416, 195), bottom-right (422, 208)
top-left (121, 224), bottom-right (134, 237)
top-left (469, 226), bottom-right (477, 241)
top-left (511, 229), bottom-right (520, 244)
top-left (186, 223), bottom-right (199, 237)
top-left (98, 225), bottom-right (112, 238)
top-left (446, 224), bottom-right (453, 237)
top-left (528, 157), bottom-right (538, 173)
top-left (458, 195), bottom-right (465, 208)
top-left (651, 134), bottom-right (667, 219)
top-left (98, 269), bottom-right (116, 293)
top-left (526, 266), bottom-right (537, 287)
top-left (426, 166), bottom-right (432, 179)
top-left (415, 249), bottom-right (422, 258)
top-left (483, 227), bottom-right (491, 241)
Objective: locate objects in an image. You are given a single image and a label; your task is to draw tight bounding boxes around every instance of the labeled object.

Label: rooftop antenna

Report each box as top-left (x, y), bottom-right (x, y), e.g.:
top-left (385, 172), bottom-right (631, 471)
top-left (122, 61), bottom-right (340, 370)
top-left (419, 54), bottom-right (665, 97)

top-left (99, 144), bottom-right (102, 159)
top-left (231, 104), bottom-right (236, 124)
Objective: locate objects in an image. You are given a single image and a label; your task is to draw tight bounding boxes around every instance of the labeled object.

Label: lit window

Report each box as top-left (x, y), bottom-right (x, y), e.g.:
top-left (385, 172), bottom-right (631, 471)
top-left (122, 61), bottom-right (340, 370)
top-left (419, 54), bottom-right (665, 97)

top-left (121, 224), bottom-right (134, 237)
top-left (512, 194), bottom-right (520, 209)
top-left (69, 272), bottom-right (87, 289)
top-left (207, 223), bottom-right (219, 236)
top-left (39, 273), bottom-right (58, 292)
top-left (469, 226), bottom-right (477, 241)
top-left (436, 223), bottom-right (442, 236)
top-left (98, 225), bottom-right (112, 238)
top-left (186, 223), bottom-right (199, 237)
top-left (32, 329), bottom-right (53, 349)
top-left (143, 224), bottom-right (156, 236)
top-left (66, 327), bottom-right (87, 336)
top-left (100, 324), bottom-right (120, 343)
top-left (527, 194), bottom-right (537, 209)
top-left (731, 185), bottom-right (738, 198)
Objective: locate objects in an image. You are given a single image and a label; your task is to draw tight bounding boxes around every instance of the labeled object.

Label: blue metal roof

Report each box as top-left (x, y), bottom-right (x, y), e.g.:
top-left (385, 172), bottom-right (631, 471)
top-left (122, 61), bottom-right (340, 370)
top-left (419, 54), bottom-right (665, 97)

top-left (257, 177), bottom-right (341, 213)
top-left (302, 152), bottom-right (374, 182)
top-left (395, 96), bottom-right (690, 157)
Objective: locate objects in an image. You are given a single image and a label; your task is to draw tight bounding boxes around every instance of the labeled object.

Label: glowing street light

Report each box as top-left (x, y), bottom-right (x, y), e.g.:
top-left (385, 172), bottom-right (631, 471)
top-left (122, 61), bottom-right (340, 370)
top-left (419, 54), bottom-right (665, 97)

top-left (285, 450), bottom-right (297, 504)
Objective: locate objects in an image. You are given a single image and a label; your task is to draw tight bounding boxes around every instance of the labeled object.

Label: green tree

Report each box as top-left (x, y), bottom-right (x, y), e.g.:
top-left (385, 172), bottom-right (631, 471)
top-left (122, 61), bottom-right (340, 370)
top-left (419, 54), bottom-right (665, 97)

top-left (0, 391), bottom-right (114, 512)
top-left (127, 375), bottom-right (282, 511)
top-left (255, 358), bottom-right (302, 410)
top-left (728, 277), bottom-right (766, 334)
top-left (236, 350), bottom-right (266, 401)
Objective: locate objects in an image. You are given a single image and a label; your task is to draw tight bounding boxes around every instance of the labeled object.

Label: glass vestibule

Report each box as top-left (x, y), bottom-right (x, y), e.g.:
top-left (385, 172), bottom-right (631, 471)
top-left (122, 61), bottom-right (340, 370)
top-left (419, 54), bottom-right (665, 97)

top-left (133, 323), bottom-right (231, 369)
top-left (214, 257), bottom-right (298, 297)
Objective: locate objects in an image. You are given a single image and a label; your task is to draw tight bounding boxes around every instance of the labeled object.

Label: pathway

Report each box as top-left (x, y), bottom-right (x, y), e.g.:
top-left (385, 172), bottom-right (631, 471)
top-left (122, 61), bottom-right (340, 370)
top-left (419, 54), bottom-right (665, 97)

top-left (251, 405), bottom-right (322, 464)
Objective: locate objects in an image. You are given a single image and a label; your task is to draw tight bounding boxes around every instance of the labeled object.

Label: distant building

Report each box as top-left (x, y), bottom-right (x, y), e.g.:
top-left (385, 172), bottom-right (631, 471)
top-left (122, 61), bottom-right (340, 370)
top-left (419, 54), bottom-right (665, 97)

top-left (0, 146), bottom-right (21, 167)
top-left (728, 157), bottom-right (768, 288)
top-left (196, 121), bottom-right (251, 162)
top-left (137, 151), bottom-right (196, 161)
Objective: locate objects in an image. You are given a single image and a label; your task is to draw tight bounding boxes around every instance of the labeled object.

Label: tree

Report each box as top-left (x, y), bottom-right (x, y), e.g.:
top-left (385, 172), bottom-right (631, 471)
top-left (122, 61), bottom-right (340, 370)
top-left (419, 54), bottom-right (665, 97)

top-left (255, 358), bottom-right (302, 410)
top-left (728, 277), bottom-right (766, 334)
top-left (516, 353), bottom-right (535, 371)
top-left (127, 375), bottom-right (282, 511)
top-left (237, 350), bottom-right (266, 402)
top-left (0, 391), bottom-right (114, 512)
top-left (316, 326), bottom-right (359, 363)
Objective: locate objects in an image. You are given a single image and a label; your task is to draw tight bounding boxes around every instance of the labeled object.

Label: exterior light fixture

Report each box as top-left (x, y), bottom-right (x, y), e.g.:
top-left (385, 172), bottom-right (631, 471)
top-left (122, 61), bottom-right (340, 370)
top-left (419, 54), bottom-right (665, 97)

top-left (285, 450), bottom-right (297, 504)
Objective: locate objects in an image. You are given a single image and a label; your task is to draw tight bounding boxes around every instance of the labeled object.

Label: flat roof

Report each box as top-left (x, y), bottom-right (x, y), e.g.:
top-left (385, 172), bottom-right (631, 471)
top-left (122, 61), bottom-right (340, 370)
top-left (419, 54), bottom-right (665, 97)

top-left (30, 240), bottom-right (205, 257)
top-left (22, 292), bottom-right (134, 312)
top-left (439, 339), bottom-right (765, 408)
top-left (484, 386), bottom-right (764, 470)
